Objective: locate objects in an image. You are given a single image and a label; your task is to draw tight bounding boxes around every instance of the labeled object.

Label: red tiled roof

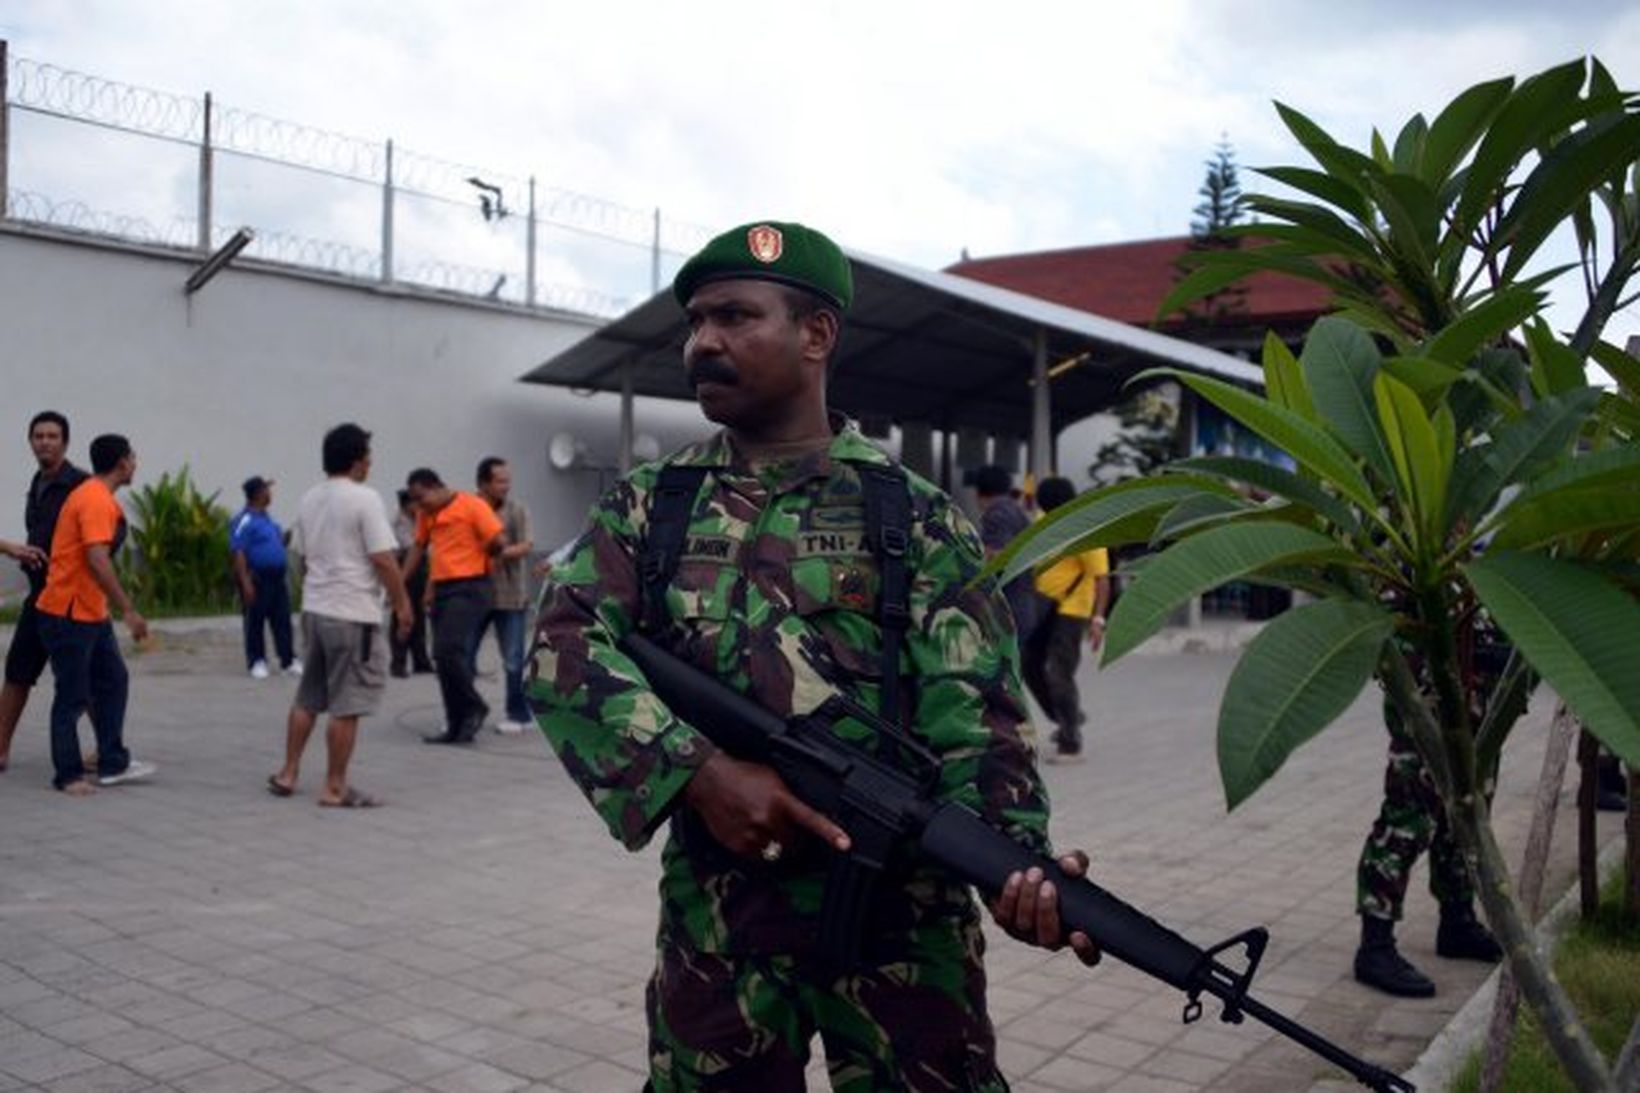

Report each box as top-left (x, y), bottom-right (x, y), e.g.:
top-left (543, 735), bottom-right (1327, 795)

top-left (946, 236), bottom-right (1331, 329)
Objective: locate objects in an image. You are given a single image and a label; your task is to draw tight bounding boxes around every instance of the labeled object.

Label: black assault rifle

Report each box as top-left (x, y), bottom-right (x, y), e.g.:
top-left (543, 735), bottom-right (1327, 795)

top-left (621, 631), bottom-right (1414, 1093)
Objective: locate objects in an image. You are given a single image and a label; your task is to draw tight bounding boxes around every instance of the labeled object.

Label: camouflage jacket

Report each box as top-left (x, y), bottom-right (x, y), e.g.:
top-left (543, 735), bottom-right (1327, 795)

top-left (529, 417), bottom-right (1050, 955)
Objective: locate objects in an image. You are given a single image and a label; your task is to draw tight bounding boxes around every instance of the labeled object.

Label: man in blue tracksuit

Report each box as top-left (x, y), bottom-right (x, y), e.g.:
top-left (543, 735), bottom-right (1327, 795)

top-left (231, 476), bottom-right (299, 679)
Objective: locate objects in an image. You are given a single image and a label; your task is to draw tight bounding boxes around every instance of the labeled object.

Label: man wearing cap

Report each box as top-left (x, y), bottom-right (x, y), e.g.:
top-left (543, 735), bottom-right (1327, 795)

top-left (531, 221), bottom-right (1094, 1090)
top-left (230, 475), bottom-right (300, 680)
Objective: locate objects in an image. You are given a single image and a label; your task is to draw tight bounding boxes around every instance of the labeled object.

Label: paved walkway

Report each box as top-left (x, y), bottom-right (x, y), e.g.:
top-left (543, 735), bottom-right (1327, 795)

top-left (0, 620), bottom-right (1622, 1093)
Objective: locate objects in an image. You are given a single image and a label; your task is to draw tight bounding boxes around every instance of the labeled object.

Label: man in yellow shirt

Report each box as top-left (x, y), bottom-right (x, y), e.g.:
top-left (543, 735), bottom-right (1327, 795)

top-left (1024, 476), bottom-right (1109, 764)
top-left (401, 468), bottom-right (506, 743)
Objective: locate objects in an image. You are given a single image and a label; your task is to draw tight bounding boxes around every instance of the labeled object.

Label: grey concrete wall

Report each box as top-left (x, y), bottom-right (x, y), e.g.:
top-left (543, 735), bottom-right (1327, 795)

top-left (0, 225), bottom-right (709, 603)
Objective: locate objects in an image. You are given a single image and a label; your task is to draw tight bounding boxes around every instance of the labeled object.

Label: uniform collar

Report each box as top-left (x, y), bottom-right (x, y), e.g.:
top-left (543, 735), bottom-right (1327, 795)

top-left (672, 411), bottom-right (890, 476)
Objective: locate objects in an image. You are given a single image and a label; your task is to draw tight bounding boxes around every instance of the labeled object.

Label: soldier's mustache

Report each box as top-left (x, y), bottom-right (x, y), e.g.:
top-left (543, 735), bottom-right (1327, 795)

top-left (688, 358), bottom-right (738, 388)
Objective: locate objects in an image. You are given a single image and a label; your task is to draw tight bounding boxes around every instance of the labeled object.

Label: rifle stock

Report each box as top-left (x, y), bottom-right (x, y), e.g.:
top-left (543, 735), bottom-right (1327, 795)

top-left (619, 632), bottom-right (1414, 1093)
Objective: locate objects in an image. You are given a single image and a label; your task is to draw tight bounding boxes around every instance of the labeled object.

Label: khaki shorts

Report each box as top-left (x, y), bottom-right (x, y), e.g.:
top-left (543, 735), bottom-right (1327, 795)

top-left (295, 613), bottom-right (386, 718)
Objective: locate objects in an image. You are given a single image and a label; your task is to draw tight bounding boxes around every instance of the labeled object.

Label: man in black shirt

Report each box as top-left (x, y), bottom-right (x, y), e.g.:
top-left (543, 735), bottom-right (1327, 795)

top-left (0, 412), bottom-right (90, 772)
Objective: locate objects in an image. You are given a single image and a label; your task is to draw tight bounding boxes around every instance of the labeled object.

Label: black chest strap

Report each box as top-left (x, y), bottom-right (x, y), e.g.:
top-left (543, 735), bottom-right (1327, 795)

top-left (856, 463), bottom-right (912, 727)
top-left (640, 465), bottom-right (710, 635)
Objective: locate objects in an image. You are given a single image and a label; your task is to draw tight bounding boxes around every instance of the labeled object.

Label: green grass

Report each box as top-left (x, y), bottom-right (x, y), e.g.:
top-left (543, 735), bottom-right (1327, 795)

top-left (1450, 875), bottom-right (1640, 1092)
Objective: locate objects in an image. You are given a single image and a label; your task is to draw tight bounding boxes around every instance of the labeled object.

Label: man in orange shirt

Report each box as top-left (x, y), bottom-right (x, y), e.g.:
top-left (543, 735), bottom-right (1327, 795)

top-left (34, 434), bottom-right (153, 795)
top-left (401, 467), bottom-right (506, 744)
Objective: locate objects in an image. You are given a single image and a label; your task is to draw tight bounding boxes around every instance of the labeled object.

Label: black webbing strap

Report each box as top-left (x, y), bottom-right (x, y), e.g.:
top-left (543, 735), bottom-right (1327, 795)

top-left (857, 463), bottom-right (912, 730)
top-left (640, 465), bottom-right (709, 634)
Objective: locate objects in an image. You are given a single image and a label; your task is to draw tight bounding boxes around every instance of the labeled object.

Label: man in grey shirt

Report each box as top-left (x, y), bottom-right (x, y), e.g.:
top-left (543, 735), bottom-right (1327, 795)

top-left (469, 457), bottom-right (535, 733)
top-left (267, 423), bottom-right (412, 807)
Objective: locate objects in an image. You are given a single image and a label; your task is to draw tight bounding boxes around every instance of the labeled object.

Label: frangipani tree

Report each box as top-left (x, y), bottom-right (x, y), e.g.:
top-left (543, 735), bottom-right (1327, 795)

top-left (987, 58), bottom-right (1640, 1092)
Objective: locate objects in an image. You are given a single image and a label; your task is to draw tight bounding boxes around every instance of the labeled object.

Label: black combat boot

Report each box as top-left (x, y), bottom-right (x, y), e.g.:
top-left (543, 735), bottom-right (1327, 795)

top-left (1354, 916), bottom-right (1436, 997)
top-left (1436, 901), bottom-right (1503, 962)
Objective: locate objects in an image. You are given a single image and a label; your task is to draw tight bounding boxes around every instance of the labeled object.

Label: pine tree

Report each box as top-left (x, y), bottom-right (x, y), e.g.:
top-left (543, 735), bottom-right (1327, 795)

top-left (1191, 138), bottom-right (1245, 239)
top-left (1180, 137), bottom-right (1248, 323)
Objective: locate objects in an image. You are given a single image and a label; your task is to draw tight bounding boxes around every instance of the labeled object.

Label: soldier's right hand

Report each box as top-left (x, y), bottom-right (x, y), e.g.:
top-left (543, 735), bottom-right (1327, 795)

top-left (683, 751), bottom-right (852, 860)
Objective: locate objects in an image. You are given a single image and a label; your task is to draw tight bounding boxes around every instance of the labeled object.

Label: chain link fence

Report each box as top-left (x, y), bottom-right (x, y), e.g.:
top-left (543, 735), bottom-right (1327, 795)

top-left (0, 45), bottom-right (711, 317)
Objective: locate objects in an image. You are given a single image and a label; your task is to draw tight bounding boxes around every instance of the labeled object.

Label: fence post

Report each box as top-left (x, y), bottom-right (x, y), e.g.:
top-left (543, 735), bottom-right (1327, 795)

top-left (650, 207), bottom-right (661, 293)
top-left (1, 39), bottom-right (10, 220)
top-left (196, 91), bottom-right (213, 251)
top-left (380, 138), bottom-right (394, 283)
top-left (526, 175), bottom-right (537, 306)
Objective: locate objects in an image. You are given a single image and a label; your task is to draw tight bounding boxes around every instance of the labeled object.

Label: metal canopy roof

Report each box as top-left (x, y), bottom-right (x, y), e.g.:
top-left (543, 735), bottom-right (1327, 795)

top-left (519, 247), bottom-right (1261, 438)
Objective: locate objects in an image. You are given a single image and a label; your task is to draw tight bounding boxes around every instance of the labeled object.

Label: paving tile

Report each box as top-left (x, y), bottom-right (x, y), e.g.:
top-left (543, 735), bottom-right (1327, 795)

top-left (3, 1043), bottom-right (106, 1084)
top-left (0, 633), bottom-right (1621, 1093)
top-left (171, 1062), bottom-right (284, 1093)
top-left (423, 1062), bottom-right (530, 1093)
top-left (125, 1044), bottom-right (228, 1082)
top-left (300, 1065), bottom-right (402, 1093)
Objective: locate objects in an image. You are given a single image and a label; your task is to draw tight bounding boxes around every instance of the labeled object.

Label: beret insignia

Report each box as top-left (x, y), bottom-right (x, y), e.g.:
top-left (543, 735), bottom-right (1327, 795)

top-left (747, 224), bottom-right (783, 264)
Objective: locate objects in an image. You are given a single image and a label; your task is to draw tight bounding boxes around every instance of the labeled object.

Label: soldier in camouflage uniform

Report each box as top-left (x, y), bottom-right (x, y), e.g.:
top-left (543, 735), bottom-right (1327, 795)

top-left (1354, 642), bottom-right (1504, 997)
top-left (529, 221), bottom-right (1094, 1091)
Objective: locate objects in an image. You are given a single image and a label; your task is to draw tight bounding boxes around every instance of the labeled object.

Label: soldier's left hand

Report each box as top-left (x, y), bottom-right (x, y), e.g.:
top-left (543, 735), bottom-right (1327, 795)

top-left (987, 849), bottom-right (1101, 965)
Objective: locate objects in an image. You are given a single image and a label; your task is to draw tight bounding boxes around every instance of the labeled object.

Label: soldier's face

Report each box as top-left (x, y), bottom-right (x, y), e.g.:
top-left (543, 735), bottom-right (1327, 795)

top-left (682, 280), bottom-right (812, 429)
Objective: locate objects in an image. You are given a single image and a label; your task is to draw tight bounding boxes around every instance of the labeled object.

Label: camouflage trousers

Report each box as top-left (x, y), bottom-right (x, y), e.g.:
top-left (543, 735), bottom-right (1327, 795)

top-left (645, 920), bottom-right (1008, 1092)
top-left (1356, 698), bottom-right (1474, 920)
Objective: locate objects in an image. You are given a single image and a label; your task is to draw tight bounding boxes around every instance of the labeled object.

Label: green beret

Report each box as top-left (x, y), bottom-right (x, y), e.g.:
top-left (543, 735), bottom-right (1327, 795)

top-left (673, 220), bottom-right (853, 312)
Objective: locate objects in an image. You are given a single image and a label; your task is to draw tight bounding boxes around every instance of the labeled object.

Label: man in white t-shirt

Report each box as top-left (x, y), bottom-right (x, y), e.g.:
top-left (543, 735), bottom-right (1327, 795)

top-left (266, 423), bottom-right (412, 808)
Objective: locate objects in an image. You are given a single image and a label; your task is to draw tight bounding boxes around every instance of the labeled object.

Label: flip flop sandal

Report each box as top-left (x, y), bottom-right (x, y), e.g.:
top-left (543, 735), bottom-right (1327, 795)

top-left (266, 775), bottom-right (295, 798)
top-left (319, 787), bottom-right (380, 808)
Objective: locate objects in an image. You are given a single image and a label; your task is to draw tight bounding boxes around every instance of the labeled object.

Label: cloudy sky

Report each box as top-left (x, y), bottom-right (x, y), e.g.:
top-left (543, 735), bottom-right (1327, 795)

top-left (3, 0), bottom-right (1638, 342)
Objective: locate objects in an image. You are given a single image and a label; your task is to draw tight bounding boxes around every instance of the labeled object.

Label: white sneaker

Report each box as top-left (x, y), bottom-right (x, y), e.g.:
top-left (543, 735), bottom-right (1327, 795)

top-left (250, 660), bottom-right (270, 680)
top-left (493, 719), bottom-right (529, 735)
top-left (283, 658), bottom-right (304, 677)
top-left (99, 759), bottom-right (156, 787)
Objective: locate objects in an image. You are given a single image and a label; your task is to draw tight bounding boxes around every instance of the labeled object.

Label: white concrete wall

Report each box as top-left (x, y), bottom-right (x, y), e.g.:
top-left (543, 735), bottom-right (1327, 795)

top-left (0, 226), bottom-right (709, 603)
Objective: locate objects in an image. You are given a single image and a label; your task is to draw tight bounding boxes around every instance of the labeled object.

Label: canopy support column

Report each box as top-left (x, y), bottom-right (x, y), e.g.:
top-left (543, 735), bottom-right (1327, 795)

top-left (1029, 327), bottom-right (1052, 486)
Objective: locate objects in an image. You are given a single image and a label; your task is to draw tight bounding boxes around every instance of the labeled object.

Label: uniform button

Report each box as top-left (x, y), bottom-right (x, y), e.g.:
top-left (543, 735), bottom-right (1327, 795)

top-left (675, 740), bottom-right (695, 758)
top-left (636, 784), bottom-right (652, 800)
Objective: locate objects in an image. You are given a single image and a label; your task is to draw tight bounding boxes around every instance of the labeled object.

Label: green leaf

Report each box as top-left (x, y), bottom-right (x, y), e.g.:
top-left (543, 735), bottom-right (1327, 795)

top-left (1254, 165), bottom-right (1373, 223)
top-left (1241, 195), bottom-right (1384, 260)
top-left (1448, 348), bottom-right (1531, 434)
top-left (1421, 76), bottom-right (1515, 188)
top-left (1590, 340), bottom-right (1640, 398)
top-left (1524, 318), bottom-right (1586, 397)
top-left (1151, 493), bottom-right (1257, 543)
top-left (1449, 387), bottom-right (1603, 524)
top-left (1301, 317), bottom-right (1395, 483)
top-left (1381, 355), bottom-right (1465, 405)
top-left (1368, 172), bottom-right (1442, 275)
top-left (1173, 456), bottom-right (1360, 531)
top-left (1103, 523), bottom-right (1356, 664)
top-left (1373, 373), bottom-right (1447, 543)
top-left (1518, 444), bottom-right (1640, 502)
top-left (1218, 600), bottom-right (1395, 809)
top-left (1155, 262), bottom-right (1261, 323)
top-left (1262, 332), bottom-right (1316, 421)
top-left (1498, 112), bottom-right (1640, 280)
top-left (1454, 59), bottom-right (1590, 239)
top-left (1391, 114), bottom-right (1429, 177)
top-left (1421, 286), bottom-right (1545, 366)
top-left (1133, 367), bottom-right (1380, 515)
top-left (1595, 392), bottom-right (1640, 438)
top-left (1491, 487), bottom-right (1640, 551)
top-left (1275, 102), bottom-right (1381, 185)
top-left (982, 480), bottom-right (1225, 587)
top-left (1466, 551), bottom-right (1640, 766)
